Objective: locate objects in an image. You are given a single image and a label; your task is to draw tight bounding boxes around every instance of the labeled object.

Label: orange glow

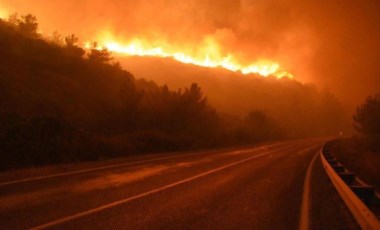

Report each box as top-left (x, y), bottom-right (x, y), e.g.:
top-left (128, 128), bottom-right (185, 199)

top-left (0, 7), bottom-right (8, 19)
top-left (85, 32), bottom-right (293, 79)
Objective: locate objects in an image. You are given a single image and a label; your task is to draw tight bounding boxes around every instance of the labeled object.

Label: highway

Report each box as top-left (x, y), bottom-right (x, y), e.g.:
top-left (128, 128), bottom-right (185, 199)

top-left (0, 139), bottom-right (359, 229)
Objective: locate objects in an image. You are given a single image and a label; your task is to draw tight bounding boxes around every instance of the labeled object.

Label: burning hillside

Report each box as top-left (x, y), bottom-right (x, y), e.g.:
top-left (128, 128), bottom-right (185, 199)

top-left (85, 33), bottom-right (293, 78)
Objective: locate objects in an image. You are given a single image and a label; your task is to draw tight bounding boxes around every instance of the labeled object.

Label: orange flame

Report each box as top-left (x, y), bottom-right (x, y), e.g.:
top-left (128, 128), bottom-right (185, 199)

top-left (85, 32), bottom-right (293, 79)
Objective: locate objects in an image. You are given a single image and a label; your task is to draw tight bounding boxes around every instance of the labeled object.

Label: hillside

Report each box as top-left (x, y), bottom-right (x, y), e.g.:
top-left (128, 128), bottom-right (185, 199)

top-left (0, 15), bottom-right (344, 170)
top-left (119, 56), bottom-right (345, 137)
top-left (0, 17), bottom-right (223, 170)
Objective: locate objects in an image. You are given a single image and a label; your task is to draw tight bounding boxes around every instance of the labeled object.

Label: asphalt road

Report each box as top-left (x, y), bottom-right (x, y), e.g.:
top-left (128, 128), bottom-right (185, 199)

top-left (0, 139), bottom-right (359, 229)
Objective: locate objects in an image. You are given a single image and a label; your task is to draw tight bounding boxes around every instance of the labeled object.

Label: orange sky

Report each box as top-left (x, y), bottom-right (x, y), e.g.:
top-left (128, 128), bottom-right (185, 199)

top-left (1, 0), bottom-right (379, 109)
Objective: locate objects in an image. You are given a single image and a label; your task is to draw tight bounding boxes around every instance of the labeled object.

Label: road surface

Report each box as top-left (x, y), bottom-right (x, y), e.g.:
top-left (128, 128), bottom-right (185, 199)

top-left (0, 139), bottom-right (359, 229)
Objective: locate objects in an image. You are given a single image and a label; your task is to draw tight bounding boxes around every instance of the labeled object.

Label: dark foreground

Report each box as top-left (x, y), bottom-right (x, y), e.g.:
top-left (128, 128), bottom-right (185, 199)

top-left (0, 139), bottom-right (358, 229)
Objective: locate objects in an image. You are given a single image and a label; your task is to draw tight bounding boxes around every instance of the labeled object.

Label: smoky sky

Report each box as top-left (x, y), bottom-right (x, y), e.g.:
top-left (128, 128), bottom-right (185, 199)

top-left (1, 0), bottom-right (379, 109)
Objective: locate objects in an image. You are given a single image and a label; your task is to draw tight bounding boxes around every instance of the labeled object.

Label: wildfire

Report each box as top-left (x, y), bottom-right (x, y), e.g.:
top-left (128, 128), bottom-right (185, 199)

top-left (85, 34), bottom-right (293, 79)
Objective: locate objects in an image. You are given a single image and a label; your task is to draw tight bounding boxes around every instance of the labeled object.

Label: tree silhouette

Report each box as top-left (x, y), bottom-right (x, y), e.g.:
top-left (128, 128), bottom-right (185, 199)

top-left (65, 34), bottom-right (79, 47)
top-left (7, 13), bottom-right (20, 27)
top-left (63, 34), bottom-right (84, 57)
top-left (51, 31), bottom-right (64, 45)
top-left (88, 42), bottom-right (113, 63)
top-left (18, 14), bottom-right (38, 37)
top-left (354, 93), bottom-right (380, 139)
top-left (243, 110), bottom-right (283, 141)
top-left (180, 83), bottom-right (210, 117)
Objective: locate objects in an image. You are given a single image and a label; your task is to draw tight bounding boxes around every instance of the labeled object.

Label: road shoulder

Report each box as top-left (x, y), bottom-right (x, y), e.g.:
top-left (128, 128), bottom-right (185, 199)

top-left (310, 156), bottom-right (359, 230)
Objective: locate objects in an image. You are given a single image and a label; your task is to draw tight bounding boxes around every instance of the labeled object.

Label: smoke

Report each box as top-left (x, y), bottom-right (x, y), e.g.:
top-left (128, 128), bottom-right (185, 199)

top-left (1, 0), bottom-right (379, 109)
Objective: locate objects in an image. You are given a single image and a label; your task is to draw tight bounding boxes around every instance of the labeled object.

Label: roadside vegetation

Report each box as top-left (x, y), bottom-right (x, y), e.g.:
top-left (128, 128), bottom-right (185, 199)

top-left (0, 14), bottom-right (343, 171)
top-left (329, 93), bottom-right (380, 191)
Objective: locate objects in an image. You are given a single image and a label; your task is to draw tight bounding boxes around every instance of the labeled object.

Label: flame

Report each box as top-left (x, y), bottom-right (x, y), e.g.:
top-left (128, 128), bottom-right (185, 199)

top-left (85, 33), bottom-right (293, 79)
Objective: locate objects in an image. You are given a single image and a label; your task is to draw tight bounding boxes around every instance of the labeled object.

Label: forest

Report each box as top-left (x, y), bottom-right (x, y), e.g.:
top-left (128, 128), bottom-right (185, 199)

top-left (0, 14), bottom-right (344, 170)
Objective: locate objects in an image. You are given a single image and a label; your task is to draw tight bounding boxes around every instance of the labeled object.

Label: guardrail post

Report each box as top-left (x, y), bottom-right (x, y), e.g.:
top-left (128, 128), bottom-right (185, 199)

top-left (350, 185), bottom-right (374, 207)
top-left (338, 172), bottom-right (355, 185)
top-left (325, 156), bottom-right (335, 161)
top-left (323, 154), bottom-right (335, 161)
top-left (327, 159), bottom-right (338, 165)
top-left (331, 165), bottom-right (345, 173)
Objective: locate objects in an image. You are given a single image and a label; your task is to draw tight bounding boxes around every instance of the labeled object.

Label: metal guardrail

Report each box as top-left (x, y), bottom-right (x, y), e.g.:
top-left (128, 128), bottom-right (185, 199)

top-left (320, 148), bottom-right (380, 230)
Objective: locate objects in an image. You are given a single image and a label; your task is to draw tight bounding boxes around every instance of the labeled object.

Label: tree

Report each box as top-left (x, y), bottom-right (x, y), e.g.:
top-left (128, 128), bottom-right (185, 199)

top-left (65, 34), bottom-right (79, 47)
top-left (88, 42), bottom-right (113, 63)
top-left (64, 34), bottom-right (85, 57)
top-left (18, 14), bottom-right (38, 37)
top-left (181, 83), bottom-right (208, 113)
top-left (174, 83), bottom-right (220, 146)
top-left (243, 110), bottom-right (283, 142)
top-left (353, 93), bottom-right (380, 138)
top-left (51, 31), bottom-right (64, 45)
top-left (7, 13), bottom-right (21, 27)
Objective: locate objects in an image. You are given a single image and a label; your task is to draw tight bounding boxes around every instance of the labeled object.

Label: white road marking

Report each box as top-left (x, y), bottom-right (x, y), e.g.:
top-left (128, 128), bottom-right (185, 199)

top-left (299, 150), bottom-right (320, 230)
top-left (0, 154), bottom-right (192, 187)
top-left (0, 144), bottom-right (288, 187)
top-left (30, 151), bottom-right (274, 230)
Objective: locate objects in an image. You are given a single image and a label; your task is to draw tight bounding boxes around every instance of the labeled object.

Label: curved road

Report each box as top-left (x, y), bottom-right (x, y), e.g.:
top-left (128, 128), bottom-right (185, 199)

top-left (0, 139), bottom-right (359, 229)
